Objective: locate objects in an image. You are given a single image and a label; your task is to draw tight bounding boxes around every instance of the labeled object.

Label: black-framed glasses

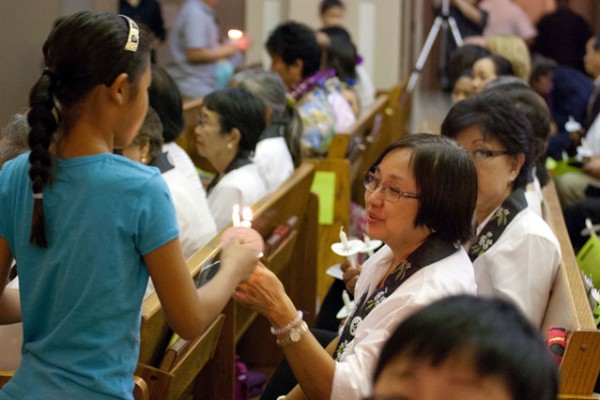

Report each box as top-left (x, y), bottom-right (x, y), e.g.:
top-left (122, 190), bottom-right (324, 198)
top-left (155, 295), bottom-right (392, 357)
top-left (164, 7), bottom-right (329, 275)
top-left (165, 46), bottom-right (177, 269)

top-left (469, 148), bottom-right (510, 161)
top-left (363, 171), bottom-right (419, 202)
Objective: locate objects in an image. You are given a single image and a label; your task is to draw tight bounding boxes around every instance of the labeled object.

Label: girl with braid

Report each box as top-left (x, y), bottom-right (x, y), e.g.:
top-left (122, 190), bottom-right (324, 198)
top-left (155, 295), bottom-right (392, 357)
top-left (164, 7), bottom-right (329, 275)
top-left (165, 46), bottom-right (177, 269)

top-left (0, 11), bottom-right (258, 399)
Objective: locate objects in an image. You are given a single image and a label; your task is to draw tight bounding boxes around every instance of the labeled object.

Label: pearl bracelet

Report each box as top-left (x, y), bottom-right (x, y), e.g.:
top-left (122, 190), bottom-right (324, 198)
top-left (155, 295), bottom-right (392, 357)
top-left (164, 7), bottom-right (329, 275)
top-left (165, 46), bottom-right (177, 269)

top-left (276, 321), bottom-right (308, 348)
top-left (270, 310), bottom-right (303, 336)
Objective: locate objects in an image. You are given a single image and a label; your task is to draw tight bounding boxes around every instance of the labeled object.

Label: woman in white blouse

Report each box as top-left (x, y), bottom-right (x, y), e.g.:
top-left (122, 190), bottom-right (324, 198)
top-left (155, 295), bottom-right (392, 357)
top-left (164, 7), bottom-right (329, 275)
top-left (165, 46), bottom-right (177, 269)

top-left (195, 88), bottom-right (268, 231)
top-left (229, 68), bottom-right (301, 193)
top-left (234, 134), bottom-right (479, 400)
top-left (442, 91), bottom-right (561, 327)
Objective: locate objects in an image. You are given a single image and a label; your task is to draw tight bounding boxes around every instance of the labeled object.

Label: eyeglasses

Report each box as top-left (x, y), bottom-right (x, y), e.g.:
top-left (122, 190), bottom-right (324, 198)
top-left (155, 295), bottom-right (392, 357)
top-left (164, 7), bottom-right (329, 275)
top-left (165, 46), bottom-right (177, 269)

top-left (363, 171), bottom-right (419, 202)
top-left (469, 148), bottom-right (510, 161)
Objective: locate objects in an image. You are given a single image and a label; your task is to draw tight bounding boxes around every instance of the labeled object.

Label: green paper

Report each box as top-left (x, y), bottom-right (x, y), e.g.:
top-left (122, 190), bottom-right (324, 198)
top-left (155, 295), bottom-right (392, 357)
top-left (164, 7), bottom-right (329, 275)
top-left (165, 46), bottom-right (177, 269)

top-left (311, 171), bottom-right (336, 225)
top-left (577, 234), bottom-right (600, 288)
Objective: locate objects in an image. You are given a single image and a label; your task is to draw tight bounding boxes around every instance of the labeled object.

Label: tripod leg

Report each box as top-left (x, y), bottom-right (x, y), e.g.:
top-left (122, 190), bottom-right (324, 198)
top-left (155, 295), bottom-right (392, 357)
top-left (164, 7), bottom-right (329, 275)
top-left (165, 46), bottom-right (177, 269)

top-left (407, 16), bottom-right (444, 93)
top-left (447, 16), bottom-right (463, 47)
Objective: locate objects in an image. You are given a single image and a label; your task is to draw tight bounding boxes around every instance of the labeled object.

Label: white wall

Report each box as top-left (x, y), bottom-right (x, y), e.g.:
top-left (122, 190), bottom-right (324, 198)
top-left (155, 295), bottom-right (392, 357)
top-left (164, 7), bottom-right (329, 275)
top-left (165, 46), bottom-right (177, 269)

top-left (0, 0), bottom-right (115, 126)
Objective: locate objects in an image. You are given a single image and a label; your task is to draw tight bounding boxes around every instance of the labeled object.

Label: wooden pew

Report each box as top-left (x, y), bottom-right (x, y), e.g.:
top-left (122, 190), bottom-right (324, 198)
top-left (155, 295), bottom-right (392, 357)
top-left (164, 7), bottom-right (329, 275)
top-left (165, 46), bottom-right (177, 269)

top-left (135, 163), bottom-right (318, 399)
top-left (304, 89), bottom-right (412, 300)
top-left (0, 371), bottom-right (149, 400)
top-left (195, 162), bottom-right (318, 398)
top-left (540, 180), bottom-right (600, 399)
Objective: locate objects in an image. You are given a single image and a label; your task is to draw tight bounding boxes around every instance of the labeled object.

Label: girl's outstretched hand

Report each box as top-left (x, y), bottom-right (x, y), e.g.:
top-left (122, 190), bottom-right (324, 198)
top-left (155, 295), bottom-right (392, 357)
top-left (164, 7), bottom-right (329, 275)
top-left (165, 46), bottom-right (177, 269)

top-left (220, 236), bottom-right (260, 284)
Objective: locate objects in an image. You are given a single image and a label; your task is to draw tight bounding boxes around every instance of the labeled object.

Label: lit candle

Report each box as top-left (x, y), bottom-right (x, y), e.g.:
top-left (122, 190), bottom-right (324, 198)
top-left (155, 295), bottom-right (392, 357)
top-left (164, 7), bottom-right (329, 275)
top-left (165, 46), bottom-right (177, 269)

top-left (232, 204), bottom-right (241, 227)
top-left (241, 206), bottom-right (253, 228)
top-left (339, 226), bottom-right (349, 250)
top-left (228, 29), bottom-right (243, 40)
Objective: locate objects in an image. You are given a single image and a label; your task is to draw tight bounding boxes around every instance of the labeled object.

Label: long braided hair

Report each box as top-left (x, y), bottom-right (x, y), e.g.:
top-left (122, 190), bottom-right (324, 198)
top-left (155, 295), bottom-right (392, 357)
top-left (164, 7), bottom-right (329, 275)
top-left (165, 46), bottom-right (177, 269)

top-left (27, 11), bottom-right (151, 247)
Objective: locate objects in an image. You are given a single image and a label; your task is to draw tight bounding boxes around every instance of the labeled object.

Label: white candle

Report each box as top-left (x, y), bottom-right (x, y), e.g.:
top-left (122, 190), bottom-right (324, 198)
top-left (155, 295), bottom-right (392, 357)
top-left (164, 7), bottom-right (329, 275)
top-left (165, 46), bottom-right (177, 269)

top-left (342, 290), bottom-right (352, 309)
top-left (364, 235), bottom-right (374, 257)
top-left (228, 29), bottom-right (243, 40)
top-left (339, 226), bottom-right (349, 249)
top-left (232, 204), bottom-right (241, 227)
top-left (241, 206), bottom-right (253, 228)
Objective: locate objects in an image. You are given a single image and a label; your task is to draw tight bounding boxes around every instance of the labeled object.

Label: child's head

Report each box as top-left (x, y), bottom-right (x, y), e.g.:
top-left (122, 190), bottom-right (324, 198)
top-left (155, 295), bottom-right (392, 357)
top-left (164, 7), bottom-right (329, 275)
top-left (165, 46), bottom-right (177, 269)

top-left (122, 107), bottom-right (164, 165)
top-left (27, 11), bottom-right (152, 247)
top-left (451, 70), bottom-right (474, 104)
top-left (472, 54), bottom-right (514, 93)
top-left (372, 295), bottom-right (558, 400)
top-left (266, 21), bottom-right (321, 88)
top-left (319, 0), bottom-right (345, 28)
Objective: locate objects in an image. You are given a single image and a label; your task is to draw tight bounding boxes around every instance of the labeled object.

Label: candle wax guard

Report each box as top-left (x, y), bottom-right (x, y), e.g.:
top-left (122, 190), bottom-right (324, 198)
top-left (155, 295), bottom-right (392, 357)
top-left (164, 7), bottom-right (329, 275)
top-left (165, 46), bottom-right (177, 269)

top-left (331, 239), bottom-right (364, 256)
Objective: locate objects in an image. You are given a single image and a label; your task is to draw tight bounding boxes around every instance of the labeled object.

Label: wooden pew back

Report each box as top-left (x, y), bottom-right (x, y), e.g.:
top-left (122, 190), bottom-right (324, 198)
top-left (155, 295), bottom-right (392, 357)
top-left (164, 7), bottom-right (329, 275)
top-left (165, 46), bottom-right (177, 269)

top-left (540, 180), bottom-right (600, 399)
top-left (136, 163), bottom-right (318, 400)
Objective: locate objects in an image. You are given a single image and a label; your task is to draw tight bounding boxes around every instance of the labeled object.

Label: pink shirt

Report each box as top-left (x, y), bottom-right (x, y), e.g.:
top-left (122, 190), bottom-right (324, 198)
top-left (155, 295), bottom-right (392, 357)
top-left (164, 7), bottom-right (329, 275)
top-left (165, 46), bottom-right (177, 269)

top-left (480, 0), bottom-right (537, 40)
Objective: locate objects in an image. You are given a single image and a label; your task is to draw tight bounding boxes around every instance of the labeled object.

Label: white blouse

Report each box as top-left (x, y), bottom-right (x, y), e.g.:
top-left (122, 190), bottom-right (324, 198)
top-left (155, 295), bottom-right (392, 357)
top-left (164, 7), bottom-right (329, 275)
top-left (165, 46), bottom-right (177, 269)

top-left (163, 142), bottom-right (206, 200)
top-left (473, 207), bottom-right (561, 327)
top-left (331, 244), bottom-right (477, 400)
top-left (254, 137), bottom-right (294, 193)
top-left (207, 163), bottom-right (268, 231)
top-left (162, 168), bottom-right (217, 259)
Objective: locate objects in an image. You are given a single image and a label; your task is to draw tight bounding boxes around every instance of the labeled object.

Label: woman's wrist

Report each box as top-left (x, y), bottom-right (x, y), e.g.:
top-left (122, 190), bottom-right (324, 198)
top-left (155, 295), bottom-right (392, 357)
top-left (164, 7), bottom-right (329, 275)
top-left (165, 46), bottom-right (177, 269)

top-left (267, 301), bottom-right (299, 329)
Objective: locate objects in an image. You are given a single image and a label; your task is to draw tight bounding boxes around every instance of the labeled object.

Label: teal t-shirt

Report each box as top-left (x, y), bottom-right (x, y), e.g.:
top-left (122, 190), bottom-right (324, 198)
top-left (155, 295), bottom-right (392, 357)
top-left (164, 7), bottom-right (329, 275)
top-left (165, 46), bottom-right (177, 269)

top-left (0, 153), bottom-right (179, 399)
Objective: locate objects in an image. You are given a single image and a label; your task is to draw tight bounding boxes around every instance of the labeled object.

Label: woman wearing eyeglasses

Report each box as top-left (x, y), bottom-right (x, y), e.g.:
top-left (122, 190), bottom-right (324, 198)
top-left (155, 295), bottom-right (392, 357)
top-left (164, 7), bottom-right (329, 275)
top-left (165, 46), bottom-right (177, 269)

top-left (234, 134), bottom-right (479, 400)
top-left (441, 91), bottom-right (561, 328)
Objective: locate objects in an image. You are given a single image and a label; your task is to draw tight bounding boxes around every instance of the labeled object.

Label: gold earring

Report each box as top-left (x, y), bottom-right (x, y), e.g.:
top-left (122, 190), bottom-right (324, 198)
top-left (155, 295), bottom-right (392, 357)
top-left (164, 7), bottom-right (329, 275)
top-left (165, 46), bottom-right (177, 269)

top-left (141, 155), bottom-right (147, 164)
top-left (227, 142), bottom-right (233, 149)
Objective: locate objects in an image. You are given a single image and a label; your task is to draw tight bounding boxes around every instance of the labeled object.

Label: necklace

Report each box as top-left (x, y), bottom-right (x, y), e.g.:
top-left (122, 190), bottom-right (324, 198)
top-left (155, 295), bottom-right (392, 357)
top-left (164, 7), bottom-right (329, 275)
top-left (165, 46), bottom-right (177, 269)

top-left (286, 69), bottom-right (336, 107)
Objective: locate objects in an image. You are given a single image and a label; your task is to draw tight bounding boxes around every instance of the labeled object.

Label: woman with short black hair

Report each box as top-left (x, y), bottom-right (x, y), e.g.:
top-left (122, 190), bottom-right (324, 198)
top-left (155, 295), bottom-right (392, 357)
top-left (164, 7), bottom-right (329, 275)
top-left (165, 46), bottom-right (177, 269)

top-left (234, 134), bottom-right (478, 400)
top-left (195, 88), bottom-right (268, 231)
top-left (442, 91), bottom-right (561, 327)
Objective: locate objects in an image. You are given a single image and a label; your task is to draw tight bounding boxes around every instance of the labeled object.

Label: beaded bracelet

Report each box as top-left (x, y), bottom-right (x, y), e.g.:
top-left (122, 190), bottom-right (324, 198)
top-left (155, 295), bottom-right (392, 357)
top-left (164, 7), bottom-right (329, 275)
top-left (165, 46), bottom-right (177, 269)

top-left (270, 310), bottom-right (303, 336)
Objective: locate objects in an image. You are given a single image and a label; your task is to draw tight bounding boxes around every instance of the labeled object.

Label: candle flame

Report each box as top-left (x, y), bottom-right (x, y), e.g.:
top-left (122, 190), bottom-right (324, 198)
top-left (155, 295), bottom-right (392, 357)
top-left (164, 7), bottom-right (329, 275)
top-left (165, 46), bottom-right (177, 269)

top-left (228, 29), bottom-right (243, 40)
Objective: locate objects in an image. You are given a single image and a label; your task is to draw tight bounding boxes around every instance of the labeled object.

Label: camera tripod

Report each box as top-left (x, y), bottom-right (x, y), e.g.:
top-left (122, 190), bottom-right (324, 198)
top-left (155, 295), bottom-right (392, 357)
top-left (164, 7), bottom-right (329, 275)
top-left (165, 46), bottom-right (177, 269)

top-left (406, 0), bottom-right (463, 93)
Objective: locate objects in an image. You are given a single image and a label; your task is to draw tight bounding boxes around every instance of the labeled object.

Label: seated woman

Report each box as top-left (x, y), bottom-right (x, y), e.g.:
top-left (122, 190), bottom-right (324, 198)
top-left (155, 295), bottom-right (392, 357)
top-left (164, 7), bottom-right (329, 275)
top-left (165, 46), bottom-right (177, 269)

top-left (485, 80), bottom-right (553, 217)
top-left (229, 68), bottom-right (301, 193)
top-left (195, 88), bottom-right (268, 231)
top-left (234, 134), bottom-right (478, 400)
top-left (372, 295), bottom-right (558, 400)
top-left (442, 91), bottom-right (561, 327)
top-left (149, 65), bottom-right (207, 200)
top-left (122, 108), bottom-right (216, 259)
top-left (471, 54), bottom-right (514, 93)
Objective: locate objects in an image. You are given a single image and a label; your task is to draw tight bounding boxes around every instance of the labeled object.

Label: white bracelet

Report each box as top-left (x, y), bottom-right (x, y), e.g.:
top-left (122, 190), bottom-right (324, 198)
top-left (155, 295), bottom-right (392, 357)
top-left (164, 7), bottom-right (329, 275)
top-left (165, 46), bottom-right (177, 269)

top-left (276, 321), bottom-right (308, 348)
top-left (270, 310), bottom-right (303, 336)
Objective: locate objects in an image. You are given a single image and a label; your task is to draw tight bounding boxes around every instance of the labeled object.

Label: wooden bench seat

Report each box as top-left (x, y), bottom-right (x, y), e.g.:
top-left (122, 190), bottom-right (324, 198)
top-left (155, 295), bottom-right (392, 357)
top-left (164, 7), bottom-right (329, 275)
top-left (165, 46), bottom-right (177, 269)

top-left (541, 180), bottom-right (600, 399)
